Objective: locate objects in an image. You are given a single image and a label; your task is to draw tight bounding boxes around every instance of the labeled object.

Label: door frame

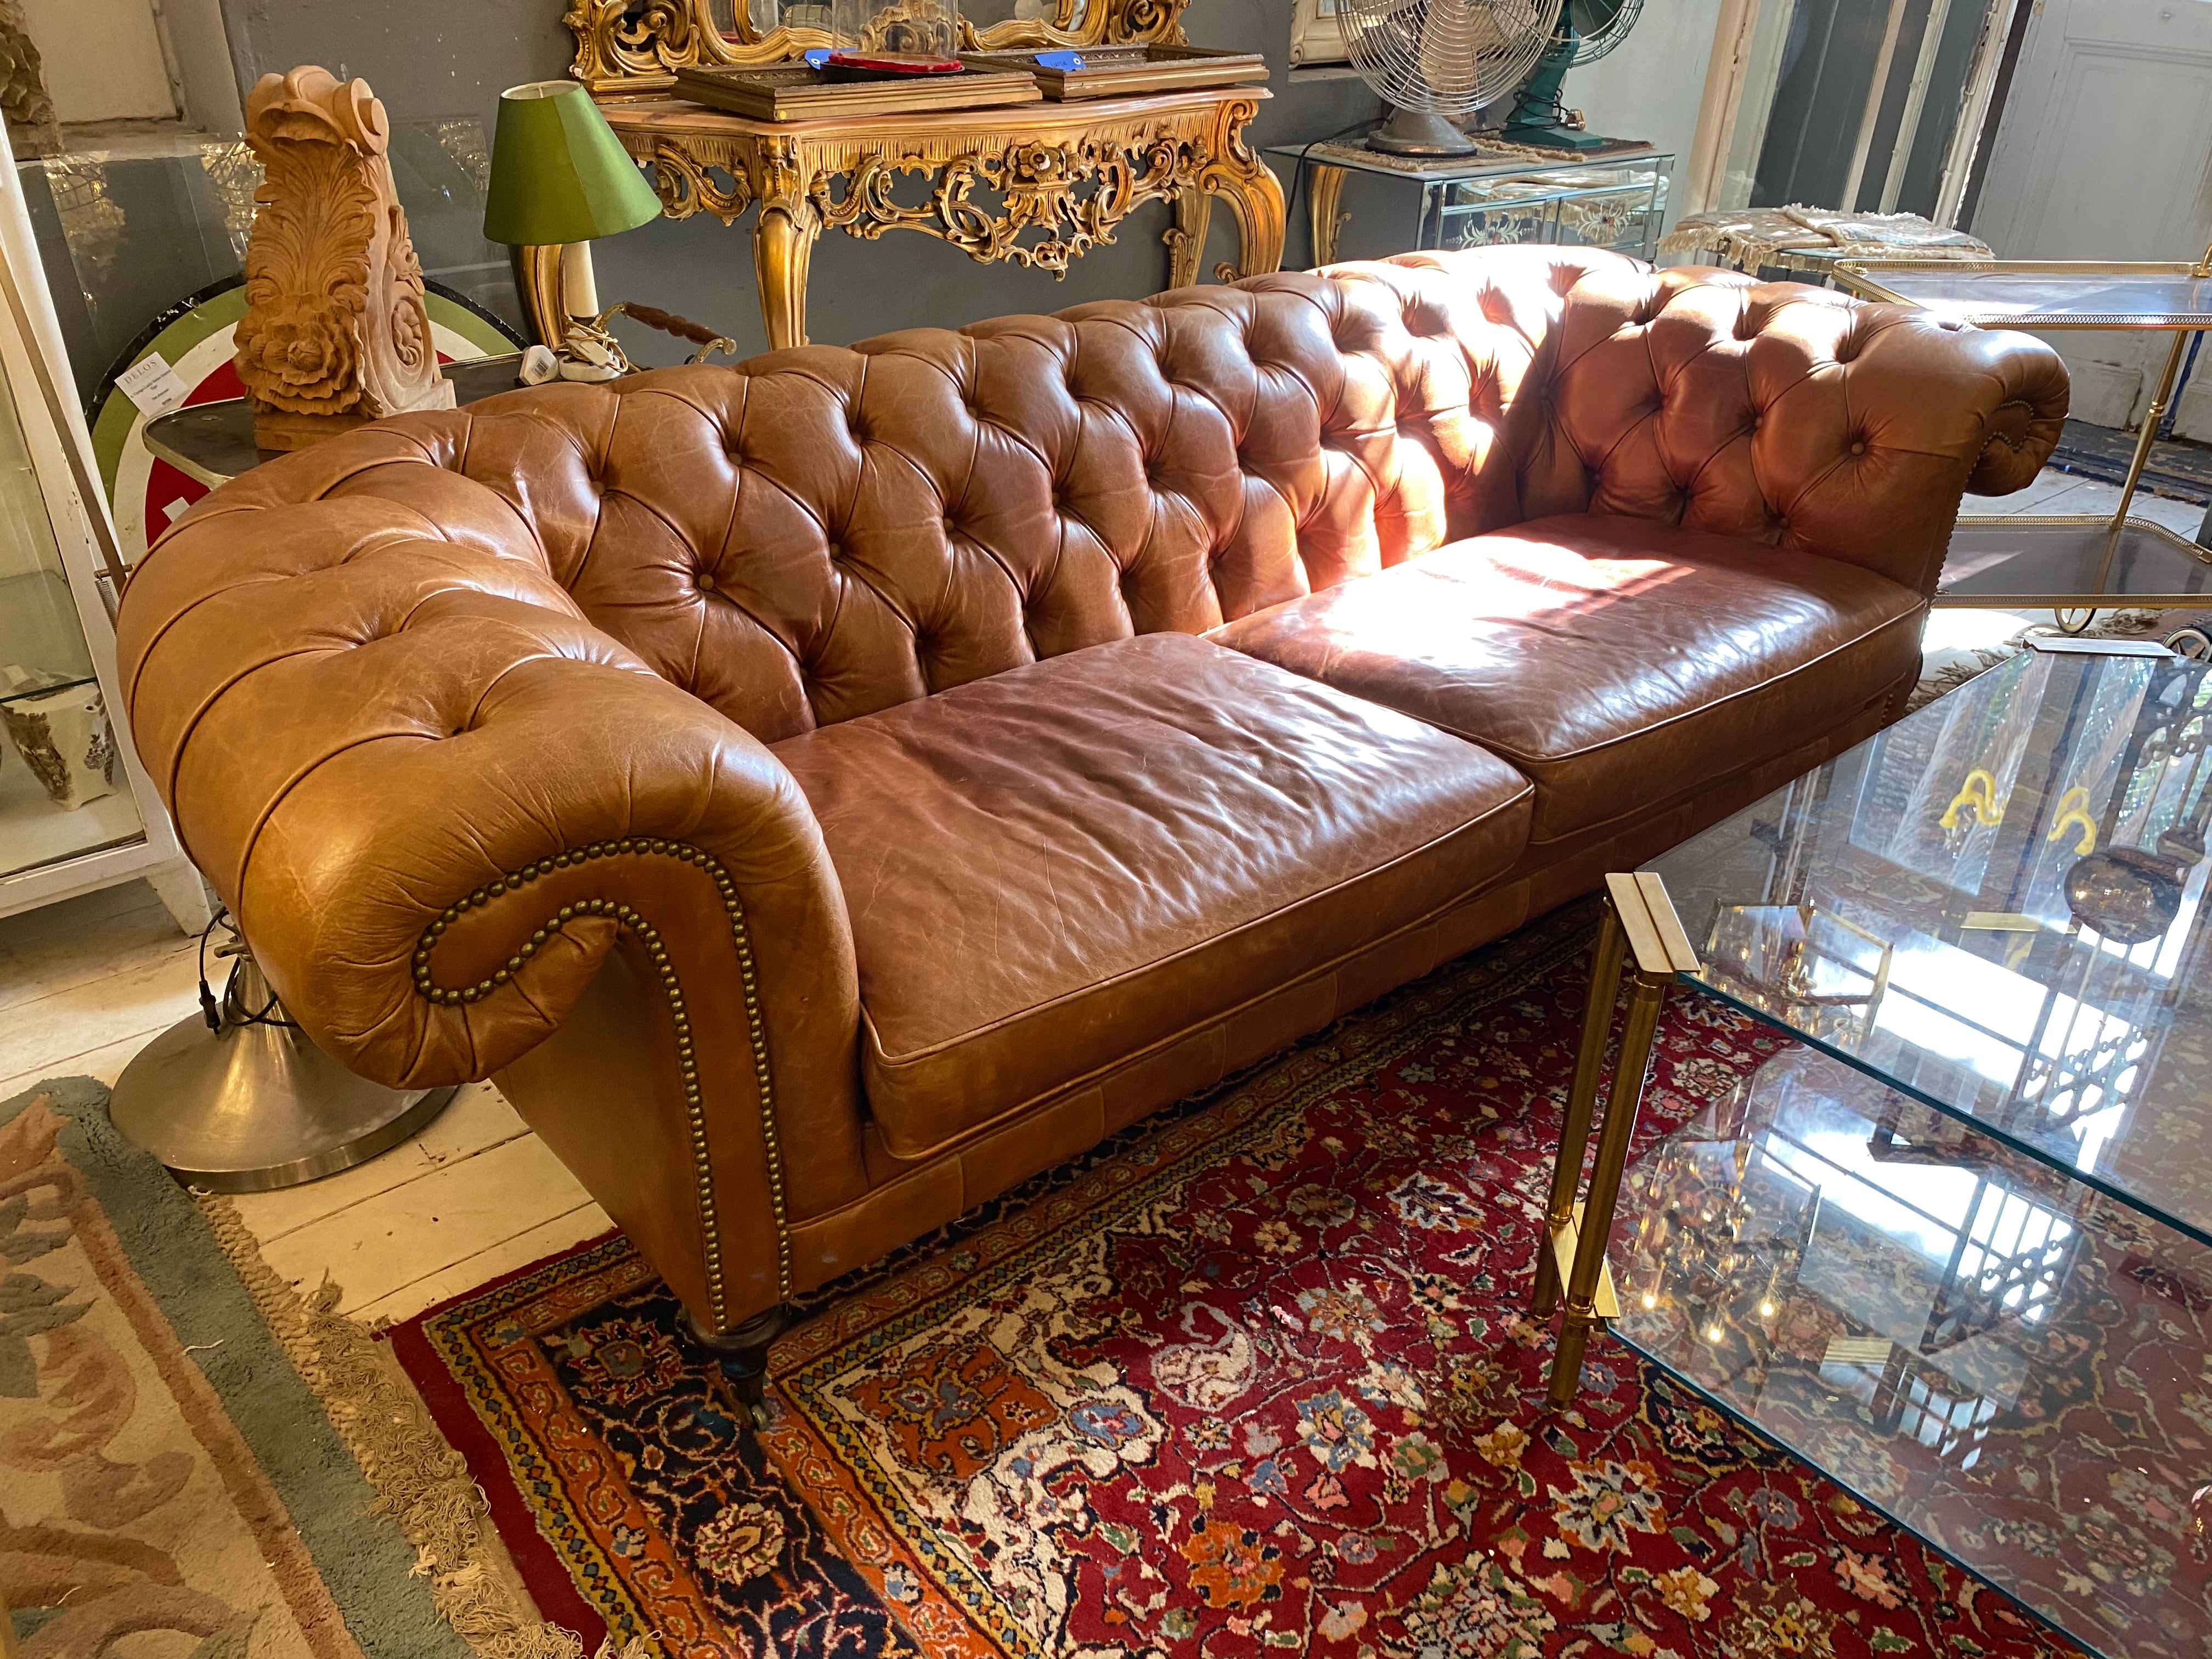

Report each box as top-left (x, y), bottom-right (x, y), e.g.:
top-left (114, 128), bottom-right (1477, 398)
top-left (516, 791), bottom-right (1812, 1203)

top-left (1681, 0), bottom-right (2021, 227)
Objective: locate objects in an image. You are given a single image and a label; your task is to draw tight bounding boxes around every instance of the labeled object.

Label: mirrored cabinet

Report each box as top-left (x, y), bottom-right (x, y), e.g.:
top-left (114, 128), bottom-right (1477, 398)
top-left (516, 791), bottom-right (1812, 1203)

top-left (0, 129), bottom-right (207, 935)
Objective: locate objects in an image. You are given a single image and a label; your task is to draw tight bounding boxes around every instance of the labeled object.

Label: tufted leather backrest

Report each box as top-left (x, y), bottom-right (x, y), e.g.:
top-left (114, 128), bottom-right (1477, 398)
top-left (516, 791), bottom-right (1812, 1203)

top-left (143, 248), bottom-right (2063, 747)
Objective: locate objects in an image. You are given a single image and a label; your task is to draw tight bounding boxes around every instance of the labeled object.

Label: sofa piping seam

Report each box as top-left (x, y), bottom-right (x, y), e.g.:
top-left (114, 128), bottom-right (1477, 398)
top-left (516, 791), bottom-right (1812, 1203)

top-left (1406, 578), bottom-right (1926, 771)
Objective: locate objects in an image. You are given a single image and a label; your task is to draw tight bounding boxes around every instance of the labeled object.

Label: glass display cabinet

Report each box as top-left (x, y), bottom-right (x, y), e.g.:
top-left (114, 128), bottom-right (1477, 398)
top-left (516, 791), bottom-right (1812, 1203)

top-left (0, 133), bottom-right (206, 935)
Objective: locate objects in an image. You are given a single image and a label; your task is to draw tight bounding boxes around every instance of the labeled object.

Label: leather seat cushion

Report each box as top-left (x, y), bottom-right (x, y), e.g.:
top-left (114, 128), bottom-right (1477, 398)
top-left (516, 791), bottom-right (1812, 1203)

top-left (1211, 512), bottom-right (1926, 848)
top-left (774, 632), bottom-right (1532, 1160)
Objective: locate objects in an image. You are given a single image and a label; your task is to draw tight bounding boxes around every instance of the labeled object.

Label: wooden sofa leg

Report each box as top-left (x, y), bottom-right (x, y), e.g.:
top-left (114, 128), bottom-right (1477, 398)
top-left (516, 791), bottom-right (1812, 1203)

top-left (684, 1305), bottom-right (792, 1431)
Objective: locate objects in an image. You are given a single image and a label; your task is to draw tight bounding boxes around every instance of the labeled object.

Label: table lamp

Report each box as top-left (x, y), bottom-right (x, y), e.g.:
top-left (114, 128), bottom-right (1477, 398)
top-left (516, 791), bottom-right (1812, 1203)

top-left (484, 80), bottom-right (663, 381)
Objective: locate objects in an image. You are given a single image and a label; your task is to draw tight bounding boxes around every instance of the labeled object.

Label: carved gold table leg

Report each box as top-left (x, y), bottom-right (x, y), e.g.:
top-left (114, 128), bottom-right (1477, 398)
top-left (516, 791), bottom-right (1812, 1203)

top-left (1166, 187), bottom-right (1214, 291)
top-left (1537, 873), bottom-right (1701, 1408)
top-left (1212, 149), bottom-right (1286, 283)
top-left (1309, 163), bottom-right (1350, 268)
top-left (754, 156), bottom-right (822, 351)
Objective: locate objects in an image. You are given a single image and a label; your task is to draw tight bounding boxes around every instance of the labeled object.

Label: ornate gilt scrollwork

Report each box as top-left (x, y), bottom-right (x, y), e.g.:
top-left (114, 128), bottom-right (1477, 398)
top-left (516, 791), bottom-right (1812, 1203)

top-left (624, 94), bottom-right (1280, 287)
top-left (601, 82), bottom-right (1280, 349)
top-left (566, 0), bottom-right (1189, 89)
top-left (808, 122), bottom-right (1198, 275)
top-left (649, 137), bottom-right (755, 224)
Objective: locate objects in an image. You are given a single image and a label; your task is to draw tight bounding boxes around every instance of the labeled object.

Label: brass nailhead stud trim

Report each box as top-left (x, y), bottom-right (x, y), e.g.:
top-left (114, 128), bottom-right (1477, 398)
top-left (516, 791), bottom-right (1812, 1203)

top-left (405, 836), bottom-right (789, 1324)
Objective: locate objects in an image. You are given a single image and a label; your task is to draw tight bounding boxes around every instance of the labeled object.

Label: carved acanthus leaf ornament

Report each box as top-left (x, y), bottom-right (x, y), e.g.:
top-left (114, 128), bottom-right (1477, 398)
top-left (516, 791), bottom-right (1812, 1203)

top-left (233, 67), bottom-right (454, 442)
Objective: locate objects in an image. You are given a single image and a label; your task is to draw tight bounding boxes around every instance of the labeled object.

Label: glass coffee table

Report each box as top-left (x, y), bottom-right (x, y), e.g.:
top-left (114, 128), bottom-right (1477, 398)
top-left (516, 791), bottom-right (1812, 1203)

top-left (1537, 637), bottom-right (2212, 1655)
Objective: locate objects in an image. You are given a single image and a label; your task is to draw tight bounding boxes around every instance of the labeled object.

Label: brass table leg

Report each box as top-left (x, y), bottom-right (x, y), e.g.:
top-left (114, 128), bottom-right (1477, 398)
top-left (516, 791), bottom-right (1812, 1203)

top-left (1536, 872), bottom-right (1701, 1408)
top-left (1533, 903), bottom-right (1626, 1318)
top-left (2112, 329), bottom-right (2194, 533)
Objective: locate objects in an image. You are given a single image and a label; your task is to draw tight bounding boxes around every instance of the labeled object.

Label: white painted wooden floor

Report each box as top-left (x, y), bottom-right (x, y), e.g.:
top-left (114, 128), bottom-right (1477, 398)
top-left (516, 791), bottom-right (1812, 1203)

top-left (0, 879), bottom-right (609, 1326)
top-left (0, 464), bottom-right (2198, 1326)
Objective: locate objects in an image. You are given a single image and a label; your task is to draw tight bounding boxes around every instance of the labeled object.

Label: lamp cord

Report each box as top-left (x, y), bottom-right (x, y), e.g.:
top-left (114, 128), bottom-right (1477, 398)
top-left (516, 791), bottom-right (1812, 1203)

top-left (195, 909), bottom-right (300, 1034)
top-left (1285, 112), bottom-right (1384, 268)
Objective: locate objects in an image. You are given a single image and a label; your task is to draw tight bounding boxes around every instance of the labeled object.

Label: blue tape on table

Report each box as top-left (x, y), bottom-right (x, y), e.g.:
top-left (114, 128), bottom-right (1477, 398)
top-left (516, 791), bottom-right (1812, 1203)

top-left (1035, 50), bottom-right (1084, 70)
top-left (802, 47), bottom-right (831, 67)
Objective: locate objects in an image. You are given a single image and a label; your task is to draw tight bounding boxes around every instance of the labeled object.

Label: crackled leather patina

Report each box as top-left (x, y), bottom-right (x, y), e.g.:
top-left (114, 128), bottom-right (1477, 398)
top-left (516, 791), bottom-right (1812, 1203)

top-left (117, 247), bottom-right (2067, 1334)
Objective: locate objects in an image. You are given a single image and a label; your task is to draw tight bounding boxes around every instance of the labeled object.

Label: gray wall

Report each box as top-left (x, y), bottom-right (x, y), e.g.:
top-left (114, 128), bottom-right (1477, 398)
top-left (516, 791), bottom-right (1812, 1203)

top-left (215, 0), bottom-right (1381, 366)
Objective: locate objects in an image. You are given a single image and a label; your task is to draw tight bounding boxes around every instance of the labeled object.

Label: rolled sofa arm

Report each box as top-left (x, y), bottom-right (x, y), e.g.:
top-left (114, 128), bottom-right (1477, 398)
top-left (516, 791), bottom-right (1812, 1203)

top-left (116, 443), bottom-right (863, 1333)
top-left (1957, 322), bottom-right (2072, 498)
top-left (1364, 248), bottom-right (2071, 600)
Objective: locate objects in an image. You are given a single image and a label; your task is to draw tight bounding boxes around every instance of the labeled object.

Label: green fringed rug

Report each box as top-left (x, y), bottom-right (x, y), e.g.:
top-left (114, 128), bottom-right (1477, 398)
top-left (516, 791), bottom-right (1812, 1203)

top-left (0, 1075), bottom-right (592, 1657)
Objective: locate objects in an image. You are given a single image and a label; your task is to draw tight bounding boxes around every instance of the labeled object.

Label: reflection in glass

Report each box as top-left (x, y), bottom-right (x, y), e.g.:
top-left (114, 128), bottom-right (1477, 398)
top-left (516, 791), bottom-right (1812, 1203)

top-left (1652, 646), bottom-right (2212, 1245)
top-left (1703, 902), bottom-right (1892, 1043)
top-left (834, 0), bottom-right (962, 54)
top-left (1613, 1047), bottom-right (2205, 1657)
top-left (0, 343), bottom-right (144, 877)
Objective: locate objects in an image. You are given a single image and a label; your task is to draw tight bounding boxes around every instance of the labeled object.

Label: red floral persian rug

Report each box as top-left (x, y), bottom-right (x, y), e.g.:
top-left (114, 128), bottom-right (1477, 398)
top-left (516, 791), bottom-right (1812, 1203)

top-left (391, 905), bottom-right (2096, 1658)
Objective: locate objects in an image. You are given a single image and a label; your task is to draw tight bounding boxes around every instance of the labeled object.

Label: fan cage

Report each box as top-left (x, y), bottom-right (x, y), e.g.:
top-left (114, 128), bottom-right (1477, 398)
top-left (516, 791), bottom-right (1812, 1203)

top-left (1340, 0), bottom-right (1565, 117)
top-left (1565, 0), bottom-right (1643, 66)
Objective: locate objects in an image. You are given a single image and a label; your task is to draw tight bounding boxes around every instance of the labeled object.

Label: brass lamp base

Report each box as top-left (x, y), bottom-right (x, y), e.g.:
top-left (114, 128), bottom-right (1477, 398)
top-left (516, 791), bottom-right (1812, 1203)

top-left (109, 950), bottom-right (455, 1194)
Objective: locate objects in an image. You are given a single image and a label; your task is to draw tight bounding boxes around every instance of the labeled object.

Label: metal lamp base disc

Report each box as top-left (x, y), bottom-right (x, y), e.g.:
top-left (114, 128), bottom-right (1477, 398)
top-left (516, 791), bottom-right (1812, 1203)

top-left (109, 1011), bottom-right (457, 1193)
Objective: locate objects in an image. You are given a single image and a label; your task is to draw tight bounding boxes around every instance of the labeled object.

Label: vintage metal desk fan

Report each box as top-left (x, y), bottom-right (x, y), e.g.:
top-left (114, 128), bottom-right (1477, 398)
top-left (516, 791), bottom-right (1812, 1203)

top-left (1341, 0), bottom-right (1564, 156)
top-left (1502, 0), bottom-right (1646, 149)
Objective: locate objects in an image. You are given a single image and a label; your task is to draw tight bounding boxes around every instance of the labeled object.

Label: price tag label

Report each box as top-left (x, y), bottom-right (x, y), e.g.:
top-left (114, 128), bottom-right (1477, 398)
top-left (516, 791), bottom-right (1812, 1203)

top-left (116, 353), bottom-right (190, 419)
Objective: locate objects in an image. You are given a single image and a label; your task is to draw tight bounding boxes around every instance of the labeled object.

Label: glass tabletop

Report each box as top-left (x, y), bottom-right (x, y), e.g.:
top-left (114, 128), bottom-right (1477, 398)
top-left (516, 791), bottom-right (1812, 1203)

top-left (1941, 517), bottom-right (2212, 607)
top-left (1838, 262), bottom-right (2212, 329)
top-left (1610, 1044), bottom-right (2211, 1658)
top-left (1646, 643), bottom-right (2212, 1246)
top-left (1261, 142), bottom-right (1667, 184)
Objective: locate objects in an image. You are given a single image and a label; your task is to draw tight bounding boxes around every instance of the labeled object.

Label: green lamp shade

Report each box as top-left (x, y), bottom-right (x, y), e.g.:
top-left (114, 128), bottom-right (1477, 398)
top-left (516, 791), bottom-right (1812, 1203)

top-left (483, 80), bottom-right (663, 246)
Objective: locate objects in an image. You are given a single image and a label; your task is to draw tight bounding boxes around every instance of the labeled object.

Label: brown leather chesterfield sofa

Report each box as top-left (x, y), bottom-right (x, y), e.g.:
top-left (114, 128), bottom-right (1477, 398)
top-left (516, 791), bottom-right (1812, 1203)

top-left (117, 247), bottom-right (2064, 1406)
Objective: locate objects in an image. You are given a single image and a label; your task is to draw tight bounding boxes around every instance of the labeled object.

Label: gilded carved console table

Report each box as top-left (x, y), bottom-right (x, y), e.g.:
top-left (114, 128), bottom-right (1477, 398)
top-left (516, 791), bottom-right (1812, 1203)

top-left (550, 1), bottom-right (1284, 351)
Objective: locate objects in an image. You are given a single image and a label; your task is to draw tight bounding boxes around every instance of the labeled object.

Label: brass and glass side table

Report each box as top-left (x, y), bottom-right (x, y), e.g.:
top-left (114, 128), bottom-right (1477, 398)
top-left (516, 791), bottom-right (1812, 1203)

top-left (1839, 253), bottom-right (2212, 627)
top-left (582, 86), bottom-right (1285, 352)
top-left (1538, 640), bottom-right (2212, 1656)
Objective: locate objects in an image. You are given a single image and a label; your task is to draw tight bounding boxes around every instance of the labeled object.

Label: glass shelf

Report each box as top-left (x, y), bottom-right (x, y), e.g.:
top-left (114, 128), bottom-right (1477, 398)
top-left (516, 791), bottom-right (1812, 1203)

top-left (0, 567), bottom-right (97, 704)
top-left (1611, 1045), bottom-right (2211, 1659)
top-left (0, 358), bottom-right (142, 880)
top-left (1938, 516), bottom-right (2212, 611)
top-left (1837, 260), bottom-right (2212, 330)
top-left (1649, 645), bottom-right (2212, 1248)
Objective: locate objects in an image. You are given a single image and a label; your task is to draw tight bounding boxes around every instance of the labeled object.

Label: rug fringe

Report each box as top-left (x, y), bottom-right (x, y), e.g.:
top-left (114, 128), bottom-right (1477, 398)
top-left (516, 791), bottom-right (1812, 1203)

top-left (194, 1190), bottom-right (622, 1659)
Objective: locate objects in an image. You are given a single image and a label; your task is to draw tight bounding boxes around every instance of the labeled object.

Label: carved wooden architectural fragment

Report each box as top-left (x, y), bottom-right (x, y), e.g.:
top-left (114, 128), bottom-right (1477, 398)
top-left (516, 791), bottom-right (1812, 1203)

top-left (234, 67), bottom-right (455, 452)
